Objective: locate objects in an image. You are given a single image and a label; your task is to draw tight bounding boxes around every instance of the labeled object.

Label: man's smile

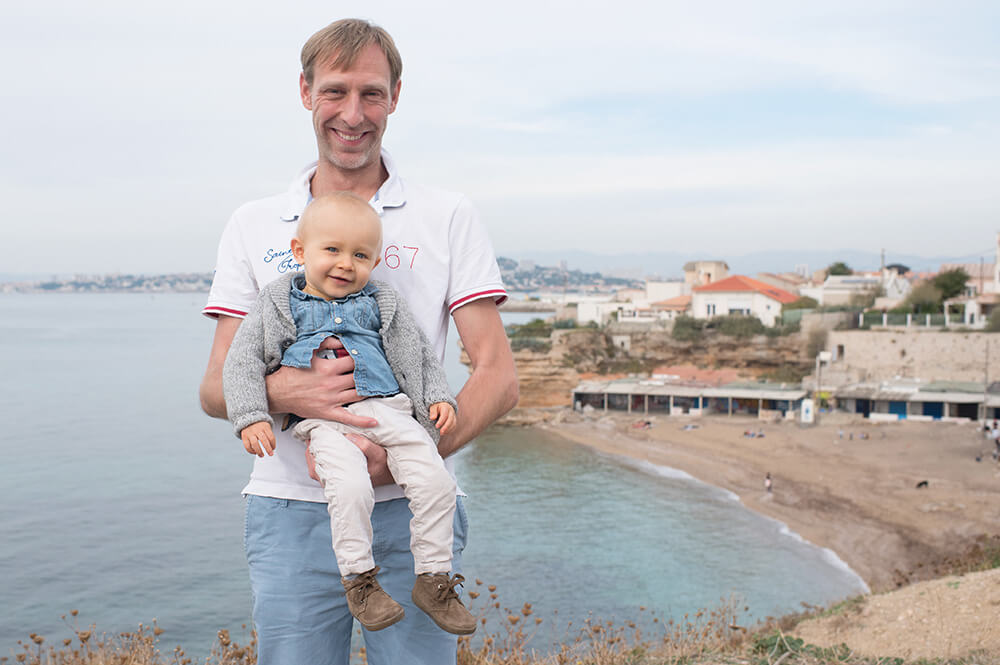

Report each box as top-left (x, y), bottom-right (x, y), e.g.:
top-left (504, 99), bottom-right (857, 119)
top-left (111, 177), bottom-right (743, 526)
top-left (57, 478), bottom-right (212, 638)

top-left (332, 128), bottom-right (366, 142)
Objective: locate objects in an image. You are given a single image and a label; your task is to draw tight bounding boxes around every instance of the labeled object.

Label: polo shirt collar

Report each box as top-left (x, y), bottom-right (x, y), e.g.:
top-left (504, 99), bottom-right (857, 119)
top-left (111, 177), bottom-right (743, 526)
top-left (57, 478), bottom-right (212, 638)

top-left (279, 149), bottom-right (406, 223)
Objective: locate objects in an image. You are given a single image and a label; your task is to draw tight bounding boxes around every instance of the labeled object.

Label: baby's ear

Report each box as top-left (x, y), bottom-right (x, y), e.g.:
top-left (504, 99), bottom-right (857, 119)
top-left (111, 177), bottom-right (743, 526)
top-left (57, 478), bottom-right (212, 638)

top-left (290, 237), bottom-right (305, 262)
top-left (373, 256), bottom-right (381, 268)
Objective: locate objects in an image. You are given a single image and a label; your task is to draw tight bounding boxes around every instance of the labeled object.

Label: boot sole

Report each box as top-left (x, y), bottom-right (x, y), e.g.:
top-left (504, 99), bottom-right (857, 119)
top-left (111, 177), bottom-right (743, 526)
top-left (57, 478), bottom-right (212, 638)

top-left (412, 601), bottom-right (477, 635)
top-left (358, 606), bottom-right (405, 632)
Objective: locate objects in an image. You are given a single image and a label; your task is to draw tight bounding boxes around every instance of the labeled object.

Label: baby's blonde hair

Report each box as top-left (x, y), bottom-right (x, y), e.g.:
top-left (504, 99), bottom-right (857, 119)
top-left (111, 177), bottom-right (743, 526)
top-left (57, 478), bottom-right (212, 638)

top-left (296, 192), bottom-right (382, 251)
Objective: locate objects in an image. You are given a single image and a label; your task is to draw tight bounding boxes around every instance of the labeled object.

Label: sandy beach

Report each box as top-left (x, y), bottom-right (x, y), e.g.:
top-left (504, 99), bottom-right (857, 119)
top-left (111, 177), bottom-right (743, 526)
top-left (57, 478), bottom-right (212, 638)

top-left (525, 409), bottom-right (1000, 593)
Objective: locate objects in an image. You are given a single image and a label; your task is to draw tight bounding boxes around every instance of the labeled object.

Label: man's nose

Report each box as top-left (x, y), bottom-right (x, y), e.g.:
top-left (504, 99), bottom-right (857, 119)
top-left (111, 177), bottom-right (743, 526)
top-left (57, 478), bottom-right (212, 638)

top-left (340, 92), bottom-right (364, 126)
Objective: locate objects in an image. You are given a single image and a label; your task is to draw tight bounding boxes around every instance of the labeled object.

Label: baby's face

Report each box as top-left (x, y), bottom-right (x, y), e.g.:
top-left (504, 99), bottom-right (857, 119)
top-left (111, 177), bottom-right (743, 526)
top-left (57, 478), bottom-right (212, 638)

top-left (293, 208), bottom-right (381, 301)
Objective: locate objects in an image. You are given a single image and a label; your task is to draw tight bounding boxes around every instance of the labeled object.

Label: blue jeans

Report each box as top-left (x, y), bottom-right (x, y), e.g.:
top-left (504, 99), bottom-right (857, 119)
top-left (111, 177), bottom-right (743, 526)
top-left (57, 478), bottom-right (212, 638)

top-left (245, 495), bottom-right (469, 665)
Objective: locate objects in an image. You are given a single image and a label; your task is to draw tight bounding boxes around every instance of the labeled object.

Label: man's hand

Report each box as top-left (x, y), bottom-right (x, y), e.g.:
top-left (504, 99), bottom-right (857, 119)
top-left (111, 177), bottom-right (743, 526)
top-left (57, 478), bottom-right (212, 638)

top-left (241, 421), bottom-right (276, 457)
top-left (429, 402), bottom-right (457, 434)
top-left (266, 337), bottom-right (376, 428)
top-left (305, 433), bottom-right (395, 487)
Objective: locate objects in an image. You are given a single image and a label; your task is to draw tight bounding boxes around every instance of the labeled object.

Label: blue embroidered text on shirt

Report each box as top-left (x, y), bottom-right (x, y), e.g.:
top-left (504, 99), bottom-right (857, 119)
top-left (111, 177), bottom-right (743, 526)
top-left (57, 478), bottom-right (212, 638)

top-left (263, 248), bottom-right (302, 273)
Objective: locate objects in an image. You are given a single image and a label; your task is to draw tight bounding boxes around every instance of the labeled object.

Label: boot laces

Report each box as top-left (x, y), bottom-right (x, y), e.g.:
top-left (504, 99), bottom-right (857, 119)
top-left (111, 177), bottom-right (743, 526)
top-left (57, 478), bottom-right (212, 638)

top-left (435, 573), bottom-right (465, 601)
top-left (349, 566), bottom-right (382, 598)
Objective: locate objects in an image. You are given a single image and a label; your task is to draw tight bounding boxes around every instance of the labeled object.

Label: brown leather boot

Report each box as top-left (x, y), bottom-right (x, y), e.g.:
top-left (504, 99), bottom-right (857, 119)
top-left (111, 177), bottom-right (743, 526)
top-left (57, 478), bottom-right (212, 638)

top-left (342, 567), bottom-right (404, 631)
top-left (411, 573), bottom-right (477, 635)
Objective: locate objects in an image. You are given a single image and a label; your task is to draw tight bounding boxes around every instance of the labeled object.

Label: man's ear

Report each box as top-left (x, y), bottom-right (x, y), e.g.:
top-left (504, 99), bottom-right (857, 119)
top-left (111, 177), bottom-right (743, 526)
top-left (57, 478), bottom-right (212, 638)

top-left (388, 78), bottom-right (402, 114)
top-left (300, 73), bottom-right (313, 110)
top-left (291, 236), bottom-right (305, 263)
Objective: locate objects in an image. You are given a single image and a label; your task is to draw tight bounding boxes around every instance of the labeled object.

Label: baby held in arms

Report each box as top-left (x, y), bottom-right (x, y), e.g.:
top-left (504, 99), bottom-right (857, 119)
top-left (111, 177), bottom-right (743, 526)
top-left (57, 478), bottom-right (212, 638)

top-left (222, 192), bottom-right (475, 635)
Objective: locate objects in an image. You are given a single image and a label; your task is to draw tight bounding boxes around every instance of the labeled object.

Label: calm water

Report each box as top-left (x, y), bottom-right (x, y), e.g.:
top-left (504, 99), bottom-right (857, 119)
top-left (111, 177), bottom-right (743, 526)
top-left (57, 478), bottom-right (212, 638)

top-left (0, 294), bottom-right (865, 657)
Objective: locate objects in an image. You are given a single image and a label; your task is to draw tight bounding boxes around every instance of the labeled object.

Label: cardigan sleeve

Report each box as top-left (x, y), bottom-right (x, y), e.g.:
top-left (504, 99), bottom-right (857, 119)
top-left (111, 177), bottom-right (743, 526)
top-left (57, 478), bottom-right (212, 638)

top-left (222, 292), bottom-right (275, 437)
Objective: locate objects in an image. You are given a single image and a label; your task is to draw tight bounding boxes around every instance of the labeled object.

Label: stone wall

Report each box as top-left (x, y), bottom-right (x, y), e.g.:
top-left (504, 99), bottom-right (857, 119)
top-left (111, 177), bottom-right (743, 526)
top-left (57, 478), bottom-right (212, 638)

top-left (826, 330), bottom-right (1000, 383)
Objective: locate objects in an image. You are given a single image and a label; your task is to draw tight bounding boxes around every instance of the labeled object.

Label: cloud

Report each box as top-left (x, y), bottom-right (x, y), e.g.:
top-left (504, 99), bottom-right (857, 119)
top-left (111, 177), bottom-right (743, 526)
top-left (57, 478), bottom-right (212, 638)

top-left (1, 0), bottom-right (998, 272)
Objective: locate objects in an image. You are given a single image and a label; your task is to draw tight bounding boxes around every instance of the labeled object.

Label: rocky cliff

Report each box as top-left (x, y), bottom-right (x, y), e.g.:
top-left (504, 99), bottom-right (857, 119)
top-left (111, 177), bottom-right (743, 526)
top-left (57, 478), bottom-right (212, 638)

top-left (462, 326), bottom-right (812, 408)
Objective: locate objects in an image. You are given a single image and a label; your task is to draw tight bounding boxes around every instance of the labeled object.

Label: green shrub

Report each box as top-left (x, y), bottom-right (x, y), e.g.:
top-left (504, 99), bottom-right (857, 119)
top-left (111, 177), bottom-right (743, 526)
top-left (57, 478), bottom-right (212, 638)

top-left (987, 308), bottom-right (1000, 332)
top-left (509, 338), bottom-right (551, 353)
top-left (507, 318), bottom-right (552, 337)
top-left (711, 314), bottom-right (765, 338)
top-left (784, 296), bottom-right (818, 310)
top-left (671, 315), bottom-right (704, 341)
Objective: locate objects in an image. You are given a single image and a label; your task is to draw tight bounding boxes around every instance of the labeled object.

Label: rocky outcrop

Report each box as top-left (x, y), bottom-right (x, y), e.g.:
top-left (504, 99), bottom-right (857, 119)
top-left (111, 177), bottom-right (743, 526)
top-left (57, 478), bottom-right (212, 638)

top-left (463, 327), bottom-right (812, 408)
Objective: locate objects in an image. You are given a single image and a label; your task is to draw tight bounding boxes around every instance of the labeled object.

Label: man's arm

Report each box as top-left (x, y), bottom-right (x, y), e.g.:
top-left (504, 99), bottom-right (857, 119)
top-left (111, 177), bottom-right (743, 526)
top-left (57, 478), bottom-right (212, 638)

top-left (438, 298), bottom-right (518, 457)
top-left (199, 316), bottom-right (374, 427)
top-left (200, 316), bottom-right (241, 418)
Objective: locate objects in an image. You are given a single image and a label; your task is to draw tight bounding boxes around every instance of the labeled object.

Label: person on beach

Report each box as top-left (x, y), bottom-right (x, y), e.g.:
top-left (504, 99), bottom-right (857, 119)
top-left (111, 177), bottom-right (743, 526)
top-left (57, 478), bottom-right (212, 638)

top-left (198, 18), bottom-right (518, 665)
top-left (223, 193), bottom-right (475, 636)
top-left (764, 472), bottom-right (772, 493)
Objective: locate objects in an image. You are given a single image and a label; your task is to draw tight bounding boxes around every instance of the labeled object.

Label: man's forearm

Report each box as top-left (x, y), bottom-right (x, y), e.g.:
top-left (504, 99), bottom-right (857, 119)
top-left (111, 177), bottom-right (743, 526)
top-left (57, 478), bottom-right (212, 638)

top-left (438, 365), bottom-right (518, 458)
top-left (199, 316), bottom-right (241, 419)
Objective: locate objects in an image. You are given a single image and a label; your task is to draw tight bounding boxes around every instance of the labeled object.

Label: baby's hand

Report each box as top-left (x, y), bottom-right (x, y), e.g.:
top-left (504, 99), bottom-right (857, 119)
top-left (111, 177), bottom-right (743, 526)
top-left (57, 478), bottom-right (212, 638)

top-left (428, 402), bottom-right (456, 434)
top-left (241, 421), bottom-right (276, 457)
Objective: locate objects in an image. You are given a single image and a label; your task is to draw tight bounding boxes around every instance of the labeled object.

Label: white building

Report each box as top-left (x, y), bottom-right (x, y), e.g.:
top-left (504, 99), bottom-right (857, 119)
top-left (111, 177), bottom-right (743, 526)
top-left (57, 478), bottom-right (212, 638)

top-left (691, 275), bottom-right (798, 326)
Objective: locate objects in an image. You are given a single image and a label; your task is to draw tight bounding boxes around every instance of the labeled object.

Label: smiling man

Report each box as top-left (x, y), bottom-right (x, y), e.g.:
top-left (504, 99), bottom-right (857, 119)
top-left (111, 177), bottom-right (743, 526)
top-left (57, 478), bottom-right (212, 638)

top-left (198, 18), bottom-right (518, 665)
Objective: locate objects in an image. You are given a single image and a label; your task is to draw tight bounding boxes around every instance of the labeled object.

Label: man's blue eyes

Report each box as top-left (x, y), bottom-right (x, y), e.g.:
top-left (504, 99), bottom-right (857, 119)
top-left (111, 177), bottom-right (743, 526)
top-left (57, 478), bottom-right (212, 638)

top-left (322, 89), bottom-right (382, 98)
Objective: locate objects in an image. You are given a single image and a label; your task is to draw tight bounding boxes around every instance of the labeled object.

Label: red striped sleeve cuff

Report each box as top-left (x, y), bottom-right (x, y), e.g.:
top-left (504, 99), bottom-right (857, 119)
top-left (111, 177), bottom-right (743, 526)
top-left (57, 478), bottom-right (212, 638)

top-left (448, 289), bottom-right (508, 314)
top-left (202, 305), bottom-right (248, 319)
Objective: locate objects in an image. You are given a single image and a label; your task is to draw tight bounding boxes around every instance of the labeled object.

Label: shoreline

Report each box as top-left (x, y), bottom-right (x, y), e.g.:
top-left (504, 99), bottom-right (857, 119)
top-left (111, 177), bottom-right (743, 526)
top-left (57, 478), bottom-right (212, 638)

top-left (597, 443), bottom-right (870, 591)
top-left (514, 408), bottom-right (1000, 593)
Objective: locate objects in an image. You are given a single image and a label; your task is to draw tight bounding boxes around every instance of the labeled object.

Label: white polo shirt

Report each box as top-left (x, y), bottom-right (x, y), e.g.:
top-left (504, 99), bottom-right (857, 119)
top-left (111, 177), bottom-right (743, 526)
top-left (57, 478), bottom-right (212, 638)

top-left (205, 150), bottom-right (507, 503)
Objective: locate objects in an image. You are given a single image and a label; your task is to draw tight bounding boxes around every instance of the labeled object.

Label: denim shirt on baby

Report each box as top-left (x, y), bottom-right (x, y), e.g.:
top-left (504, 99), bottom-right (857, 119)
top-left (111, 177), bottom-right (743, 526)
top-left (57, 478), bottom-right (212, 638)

top-left (282, 274), bottom-right (401, 398)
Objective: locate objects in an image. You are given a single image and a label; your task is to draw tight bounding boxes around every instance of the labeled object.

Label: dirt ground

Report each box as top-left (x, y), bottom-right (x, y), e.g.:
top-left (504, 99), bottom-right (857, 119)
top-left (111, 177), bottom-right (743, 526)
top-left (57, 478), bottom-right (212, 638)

top-left (794, 567), bottom-right (1000, 660)
top-left (523, 409), bottom-right (1000, 660)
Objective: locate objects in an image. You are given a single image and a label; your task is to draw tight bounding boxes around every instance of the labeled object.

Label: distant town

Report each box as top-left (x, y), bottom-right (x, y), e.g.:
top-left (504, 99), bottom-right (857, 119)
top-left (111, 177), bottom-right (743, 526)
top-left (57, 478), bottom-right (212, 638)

top-left (5, 237), bottom-right (1000, 425)
top-left (0, 258), bottom-right (642, 296)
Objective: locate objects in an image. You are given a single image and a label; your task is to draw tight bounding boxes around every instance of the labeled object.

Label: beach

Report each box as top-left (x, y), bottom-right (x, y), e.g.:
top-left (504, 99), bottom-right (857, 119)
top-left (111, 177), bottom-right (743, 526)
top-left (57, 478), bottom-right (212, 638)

top-left (525, 409), bottom-right (1000, 593)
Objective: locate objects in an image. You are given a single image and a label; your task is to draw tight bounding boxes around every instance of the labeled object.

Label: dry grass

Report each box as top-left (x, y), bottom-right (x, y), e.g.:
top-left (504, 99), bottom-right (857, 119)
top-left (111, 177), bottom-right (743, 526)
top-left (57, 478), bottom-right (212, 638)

top-left (8, 570), bottom-right (996, 665)
top-left (3, 610), bottom-right (256, 665)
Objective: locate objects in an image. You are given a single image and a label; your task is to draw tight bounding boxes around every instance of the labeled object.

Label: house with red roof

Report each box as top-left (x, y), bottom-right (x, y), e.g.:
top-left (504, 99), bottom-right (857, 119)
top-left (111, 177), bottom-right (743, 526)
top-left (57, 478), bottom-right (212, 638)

top-left (691, 275), bottom-right (798, 326)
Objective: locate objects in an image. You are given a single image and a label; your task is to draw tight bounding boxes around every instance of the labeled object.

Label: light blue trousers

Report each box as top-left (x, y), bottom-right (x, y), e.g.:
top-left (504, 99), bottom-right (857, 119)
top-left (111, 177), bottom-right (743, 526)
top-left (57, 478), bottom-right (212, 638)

top-left (245, 494), bottom-right (468, 665)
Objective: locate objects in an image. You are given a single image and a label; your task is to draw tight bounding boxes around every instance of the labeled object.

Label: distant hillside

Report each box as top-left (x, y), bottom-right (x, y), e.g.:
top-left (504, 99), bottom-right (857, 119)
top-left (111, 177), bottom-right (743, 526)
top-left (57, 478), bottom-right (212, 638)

top-left (504, 249), bottom-right (976, 280)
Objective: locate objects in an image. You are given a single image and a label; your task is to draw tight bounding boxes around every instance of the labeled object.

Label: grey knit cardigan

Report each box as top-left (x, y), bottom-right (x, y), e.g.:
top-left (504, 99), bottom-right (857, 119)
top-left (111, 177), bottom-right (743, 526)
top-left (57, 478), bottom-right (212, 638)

top-left (222, 272), bottom-right (457, 441)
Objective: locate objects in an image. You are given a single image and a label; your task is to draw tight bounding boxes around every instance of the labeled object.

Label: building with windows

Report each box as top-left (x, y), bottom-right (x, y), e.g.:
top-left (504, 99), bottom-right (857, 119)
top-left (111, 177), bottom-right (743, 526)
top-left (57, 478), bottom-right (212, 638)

top-left (690, 275), bottom-right (798, 326)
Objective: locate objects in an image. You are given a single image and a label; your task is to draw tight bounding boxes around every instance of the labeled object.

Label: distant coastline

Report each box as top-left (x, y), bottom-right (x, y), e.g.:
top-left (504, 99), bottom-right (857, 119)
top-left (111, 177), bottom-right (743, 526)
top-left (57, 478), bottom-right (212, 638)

top-left (0, 273), bottom-right (213, 294)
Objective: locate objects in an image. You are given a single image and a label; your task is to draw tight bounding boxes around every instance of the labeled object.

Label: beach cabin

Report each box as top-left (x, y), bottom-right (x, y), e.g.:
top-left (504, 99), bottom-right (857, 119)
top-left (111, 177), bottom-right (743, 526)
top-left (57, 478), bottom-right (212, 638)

top-left (834, 381), bottom-right (985, 422)
top-left (572, 379), bottom-right (807, 420)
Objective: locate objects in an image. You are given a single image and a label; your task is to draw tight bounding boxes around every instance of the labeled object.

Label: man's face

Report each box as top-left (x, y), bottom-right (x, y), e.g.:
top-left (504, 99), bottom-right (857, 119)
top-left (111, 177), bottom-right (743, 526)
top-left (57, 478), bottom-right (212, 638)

top-left (300, 43), bottom-right (401, 174)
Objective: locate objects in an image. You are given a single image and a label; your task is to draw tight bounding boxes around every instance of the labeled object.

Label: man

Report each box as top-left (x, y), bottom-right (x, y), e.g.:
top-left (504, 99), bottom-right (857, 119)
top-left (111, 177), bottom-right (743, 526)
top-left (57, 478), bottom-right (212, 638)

top-left (198, 18), bottom-right (518, 665)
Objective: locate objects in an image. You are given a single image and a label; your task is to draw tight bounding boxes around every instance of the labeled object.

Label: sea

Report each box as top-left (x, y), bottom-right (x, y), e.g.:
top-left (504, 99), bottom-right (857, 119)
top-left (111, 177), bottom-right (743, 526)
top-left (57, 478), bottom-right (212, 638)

top-left (0, 293), bottom-right (867, 658)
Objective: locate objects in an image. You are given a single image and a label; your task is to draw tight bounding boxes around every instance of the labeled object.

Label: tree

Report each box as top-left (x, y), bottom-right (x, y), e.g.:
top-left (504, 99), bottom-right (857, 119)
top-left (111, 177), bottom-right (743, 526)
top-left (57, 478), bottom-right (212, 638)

top-left (902, 282), bottom-right (943, 314)
top-left (784, 296), bottom-right (819, 310)
top-left (987, 308), bottom-right (1000, 333)
top-left (931, 268), bottom-right (970, 301)
top-left (827, 261), bottom-right (852, 276)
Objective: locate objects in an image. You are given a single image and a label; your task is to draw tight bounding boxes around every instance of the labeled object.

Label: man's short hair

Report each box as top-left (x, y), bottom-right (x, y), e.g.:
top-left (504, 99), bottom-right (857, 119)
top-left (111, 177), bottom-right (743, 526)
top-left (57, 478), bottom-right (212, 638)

top-left (301, 19), bottom-right (402, 89)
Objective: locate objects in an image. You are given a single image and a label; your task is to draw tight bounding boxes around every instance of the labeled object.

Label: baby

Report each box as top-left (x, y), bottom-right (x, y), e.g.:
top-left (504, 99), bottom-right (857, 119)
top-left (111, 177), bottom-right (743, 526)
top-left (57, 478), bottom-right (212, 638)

top-left (222, 192), bottom-right (475, 635)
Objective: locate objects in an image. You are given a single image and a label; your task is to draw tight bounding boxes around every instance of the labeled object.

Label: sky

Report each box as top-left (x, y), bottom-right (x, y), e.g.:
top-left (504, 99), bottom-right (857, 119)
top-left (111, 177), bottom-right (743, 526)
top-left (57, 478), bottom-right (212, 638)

top-left (2, 0), bottom-right (999, 275)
